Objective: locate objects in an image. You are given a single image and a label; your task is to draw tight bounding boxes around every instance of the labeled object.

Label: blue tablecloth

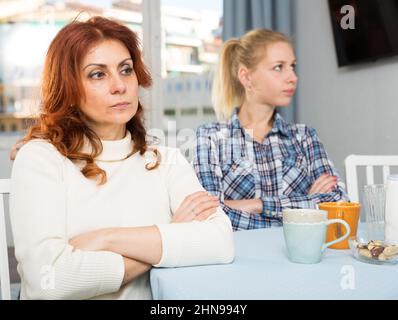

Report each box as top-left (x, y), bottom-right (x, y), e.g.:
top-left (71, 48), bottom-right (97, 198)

top-left (150, 226), bottom-right (398, 300)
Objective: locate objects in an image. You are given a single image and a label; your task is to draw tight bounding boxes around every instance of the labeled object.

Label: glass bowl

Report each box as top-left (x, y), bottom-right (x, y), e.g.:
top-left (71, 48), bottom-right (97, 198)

top-left (348, 237), bottom-right (398, 265)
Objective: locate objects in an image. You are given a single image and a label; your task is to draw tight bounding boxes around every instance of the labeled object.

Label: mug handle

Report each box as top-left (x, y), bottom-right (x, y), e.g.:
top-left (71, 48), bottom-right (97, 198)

top-left (322, 219), bottom-right (351, 252)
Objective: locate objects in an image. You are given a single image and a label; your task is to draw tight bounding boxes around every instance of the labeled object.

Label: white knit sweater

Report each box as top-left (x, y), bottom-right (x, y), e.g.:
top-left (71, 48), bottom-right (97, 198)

top-left (10, 131), bottom-right (234, 300)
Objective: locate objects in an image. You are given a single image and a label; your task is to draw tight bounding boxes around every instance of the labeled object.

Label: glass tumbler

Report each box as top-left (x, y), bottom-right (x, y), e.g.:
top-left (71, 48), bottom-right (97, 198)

top-left (363, 184), bottom-right (386, 240)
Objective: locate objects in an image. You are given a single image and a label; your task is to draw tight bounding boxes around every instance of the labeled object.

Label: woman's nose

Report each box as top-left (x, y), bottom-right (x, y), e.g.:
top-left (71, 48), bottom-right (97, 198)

top-left (287, 70), bottom-right (298, 85)
top-left (110, 75), bottom-right (127, 95)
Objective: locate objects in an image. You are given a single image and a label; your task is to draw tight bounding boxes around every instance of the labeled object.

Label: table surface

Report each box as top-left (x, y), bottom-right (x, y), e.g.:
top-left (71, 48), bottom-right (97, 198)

top-left (150, 226), bottom-right (398, 300)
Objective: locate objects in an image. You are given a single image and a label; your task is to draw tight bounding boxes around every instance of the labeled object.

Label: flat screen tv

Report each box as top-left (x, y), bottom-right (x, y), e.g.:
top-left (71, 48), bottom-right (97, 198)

top-left (328, 0), bottom-right (398, 67)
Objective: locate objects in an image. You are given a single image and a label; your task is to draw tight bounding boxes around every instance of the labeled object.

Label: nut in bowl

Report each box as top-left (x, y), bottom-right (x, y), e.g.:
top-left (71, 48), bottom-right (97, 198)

top-left (348, 237), bottom-right (398, 265)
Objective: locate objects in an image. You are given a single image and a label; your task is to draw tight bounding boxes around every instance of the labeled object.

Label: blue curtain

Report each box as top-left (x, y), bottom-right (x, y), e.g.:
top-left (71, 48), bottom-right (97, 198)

top-left (223, 0), bottom-right (297, 123)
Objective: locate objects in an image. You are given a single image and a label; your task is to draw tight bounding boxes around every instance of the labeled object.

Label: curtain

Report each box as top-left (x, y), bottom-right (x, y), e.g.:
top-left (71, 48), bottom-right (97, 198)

top-left (223, 0), bottom-right (297, 123)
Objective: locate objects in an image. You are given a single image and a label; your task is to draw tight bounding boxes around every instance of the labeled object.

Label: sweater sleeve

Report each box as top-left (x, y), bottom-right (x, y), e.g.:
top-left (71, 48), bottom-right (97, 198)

top-left (154, 148), bottom-right (234, 268)
top-left (10, 141), bottom-right (124, 300)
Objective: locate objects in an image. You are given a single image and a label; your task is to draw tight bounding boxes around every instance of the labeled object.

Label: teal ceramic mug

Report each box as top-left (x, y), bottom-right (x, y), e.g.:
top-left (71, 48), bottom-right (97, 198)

top-left (283, 209), bottom-right (351, 264)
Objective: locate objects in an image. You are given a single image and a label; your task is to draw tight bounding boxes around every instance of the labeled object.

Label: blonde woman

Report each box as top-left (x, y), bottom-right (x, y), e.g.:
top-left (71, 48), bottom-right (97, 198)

top-left (10, 17), bottom-right (234, 300)
top-left (193, 29), bottom-right (349, 231)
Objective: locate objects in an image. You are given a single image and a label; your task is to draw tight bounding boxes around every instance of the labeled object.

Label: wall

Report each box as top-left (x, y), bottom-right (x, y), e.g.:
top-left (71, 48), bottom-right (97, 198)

top-left (295, 0), bottom-right (398, 180)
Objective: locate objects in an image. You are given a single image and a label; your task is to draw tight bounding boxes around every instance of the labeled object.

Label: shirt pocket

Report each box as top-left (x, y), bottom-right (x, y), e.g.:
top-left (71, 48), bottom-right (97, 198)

top-left (221, 158), bottom-right (256, 199)
top-left (282, 154), bottom-right (309, 195)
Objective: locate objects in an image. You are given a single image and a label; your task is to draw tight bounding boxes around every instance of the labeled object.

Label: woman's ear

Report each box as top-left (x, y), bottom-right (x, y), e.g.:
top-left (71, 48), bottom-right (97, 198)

top-left (237, 65), bottom-right (252, 91)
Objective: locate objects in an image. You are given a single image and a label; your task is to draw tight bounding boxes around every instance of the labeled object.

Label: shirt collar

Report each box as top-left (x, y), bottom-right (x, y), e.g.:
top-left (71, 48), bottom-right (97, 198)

top-left (229, 107), bottom-right (291, 138)
top-left (98, 130), bottom-right (134, 161)
top-left (81, 130), bottom-right (134, 162)
top-left (271, 112), bottom-right (291, 138)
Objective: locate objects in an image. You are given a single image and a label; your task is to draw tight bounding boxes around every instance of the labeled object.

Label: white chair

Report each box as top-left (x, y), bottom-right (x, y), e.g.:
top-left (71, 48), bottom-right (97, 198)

top-left (0, 178), bottom-right (11, 300)
top-left (345, 155), bottom-right (398, 202)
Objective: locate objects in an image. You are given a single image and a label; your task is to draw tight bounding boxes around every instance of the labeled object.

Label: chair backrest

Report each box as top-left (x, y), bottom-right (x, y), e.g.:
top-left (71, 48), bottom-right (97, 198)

top-left (0, 178), bottom-right (11, 300)
top-left (345, 155), bottom-right (398, 202)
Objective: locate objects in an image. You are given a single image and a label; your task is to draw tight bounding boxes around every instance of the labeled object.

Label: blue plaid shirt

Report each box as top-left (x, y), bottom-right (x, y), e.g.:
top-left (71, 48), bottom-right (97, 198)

top-left (193, 107), bottom-right (349, 231)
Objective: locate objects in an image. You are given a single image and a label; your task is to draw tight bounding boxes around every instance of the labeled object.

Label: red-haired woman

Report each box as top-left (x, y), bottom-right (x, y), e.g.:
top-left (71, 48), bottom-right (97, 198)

top-left (9, 16), bottom-right (234, 300)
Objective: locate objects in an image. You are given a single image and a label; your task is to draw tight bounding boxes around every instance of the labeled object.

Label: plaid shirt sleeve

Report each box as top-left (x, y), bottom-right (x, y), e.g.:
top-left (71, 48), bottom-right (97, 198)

top-left (194, 126), bottom-right (282, 230)
top-left (261, 126), bottom-right (349, 216)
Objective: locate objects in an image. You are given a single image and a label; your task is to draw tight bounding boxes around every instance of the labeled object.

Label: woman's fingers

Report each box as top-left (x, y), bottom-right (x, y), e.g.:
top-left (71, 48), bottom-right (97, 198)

top-left (319, 180), bottom-right (337, 194)
top-left (172, 191), bottom-right (219, 223)
top-left (308, 174), bottom-right (324, 194)
top-left (184, 191), bottom-right (211, 204)
top-left (185, 193), bottom-right (218, 212)
top-left (316, 176), bottom-right (337, 193)
top-left (195, 207), bottom-right (218, 221)
top-left (309, 174), bottom-right (337, 194)
top-left (179, 192), bottom-right (215, 210)
top-left (183, 198), bottom-right (219, 221)
top-left (191, 199), bottom-right (219, 215)
top-left (173, 192), bottom-right (209, 217)
top-left (312, 174), bottom-right (329, 189)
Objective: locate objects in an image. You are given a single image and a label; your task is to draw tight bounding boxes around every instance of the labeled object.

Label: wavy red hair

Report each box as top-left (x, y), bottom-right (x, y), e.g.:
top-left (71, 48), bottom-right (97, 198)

top-left (24, 16), bottom-right (160, 184)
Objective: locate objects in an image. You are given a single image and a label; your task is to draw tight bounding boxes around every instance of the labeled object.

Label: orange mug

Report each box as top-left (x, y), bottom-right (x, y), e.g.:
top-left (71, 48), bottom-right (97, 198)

top-left (318, 202), bottom-right (361, 249)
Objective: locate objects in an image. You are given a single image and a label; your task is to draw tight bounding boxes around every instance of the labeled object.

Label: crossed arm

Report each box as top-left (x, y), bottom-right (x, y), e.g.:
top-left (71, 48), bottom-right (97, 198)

top-left (11, 140), bottom-right (232, 299)
top-left (69, 191), bottom-right (220, 285)
top-left (225, 174), bottom-right (339, 214)
top-left (193, 126), bottom-right (349, 230)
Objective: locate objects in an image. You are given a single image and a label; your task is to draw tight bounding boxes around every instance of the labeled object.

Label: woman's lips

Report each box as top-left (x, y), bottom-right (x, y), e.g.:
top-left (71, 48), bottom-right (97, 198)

top-left (283, 89), bottom-right (295, 96)
top-left (110, 102), bottom-right (130, 110)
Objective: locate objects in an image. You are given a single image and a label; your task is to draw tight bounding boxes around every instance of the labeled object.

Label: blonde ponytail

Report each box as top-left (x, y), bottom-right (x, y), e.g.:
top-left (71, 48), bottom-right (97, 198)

top-left (212, 29), bottom-right (292, 121)
top-left (212, 39), bottom-right (245, 121)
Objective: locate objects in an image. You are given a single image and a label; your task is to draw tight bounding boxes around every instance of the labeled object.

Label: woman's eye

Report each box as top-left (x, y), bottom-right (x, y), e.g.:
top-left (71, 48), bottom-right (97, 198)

top-left (89, 71), bottom-right (105, 79)
top-left (273, 64), bottom-right (283, 71)
top-left (121, 67), bottom-right (133, 75)
top-left (291, 63), bottom-right (297, 70)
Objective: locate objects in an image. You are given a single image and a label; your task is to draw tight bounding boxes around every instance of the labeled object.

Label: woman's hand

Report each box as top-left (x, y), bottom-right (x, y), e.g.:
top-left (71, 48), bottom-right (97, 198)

top-left (308, 173), bottom-right (337, 195)
top-left (69, 228), bottom-right (113, 252)
top-left (172, 191), bottom-right (220, 223)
